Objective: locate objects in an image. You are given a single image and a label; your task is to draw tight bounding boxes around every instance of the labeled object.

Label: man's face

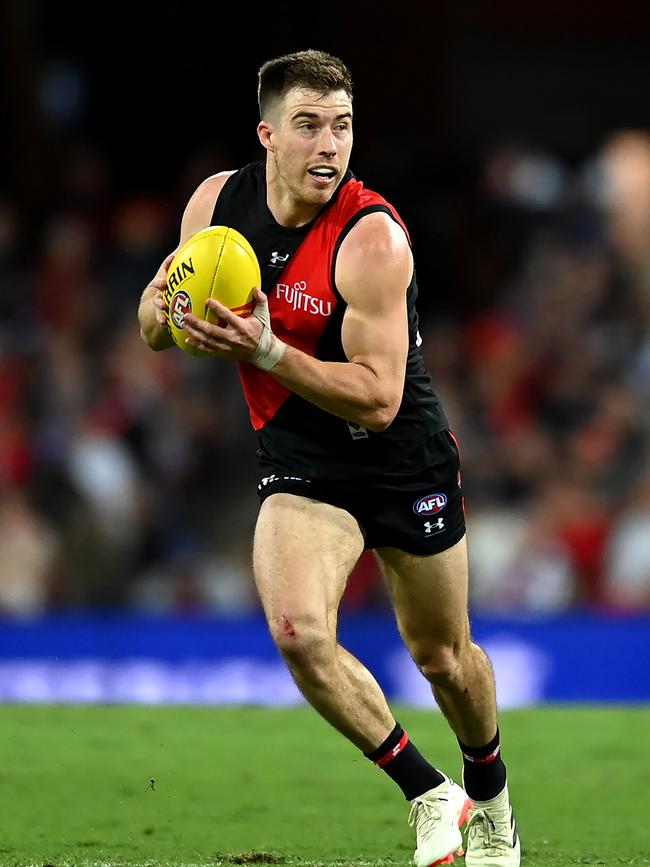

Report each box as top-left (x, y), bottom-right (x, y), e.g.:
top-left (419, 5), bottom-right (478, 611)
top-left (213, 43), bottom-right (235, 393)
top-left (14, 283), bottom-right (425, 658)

top-left (261, 87), bottom-right (353, 207)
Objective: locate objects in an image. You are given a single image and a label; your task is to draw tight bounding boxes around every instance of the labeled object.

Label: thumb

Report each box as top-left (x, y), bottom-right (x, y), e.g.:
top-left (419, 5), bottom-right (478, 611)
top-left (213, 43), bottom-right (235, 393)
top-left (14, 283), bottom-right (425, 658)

top-left (252, 287), bottom-right (270, 326)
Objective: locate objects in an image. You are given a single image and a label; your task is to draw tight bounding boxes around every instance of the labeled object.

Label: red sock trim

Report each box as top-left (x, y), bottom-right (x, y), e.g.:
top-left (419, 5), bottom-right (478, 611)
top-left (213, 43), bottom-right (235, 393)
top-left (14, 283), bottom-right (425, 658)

top-left (375, 731), bottom-right (409, 767)
top-left (462, 744), bottom-right (501, 764)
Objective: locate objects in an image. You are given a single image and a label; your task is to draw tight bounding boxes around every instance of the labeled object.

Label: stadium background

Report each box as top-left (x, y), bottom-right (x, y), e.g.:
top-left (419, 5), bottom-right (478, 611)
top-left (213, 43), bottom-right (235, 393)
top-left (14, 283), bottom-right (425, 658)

top-left (1, 2), bottom-right (649, 705)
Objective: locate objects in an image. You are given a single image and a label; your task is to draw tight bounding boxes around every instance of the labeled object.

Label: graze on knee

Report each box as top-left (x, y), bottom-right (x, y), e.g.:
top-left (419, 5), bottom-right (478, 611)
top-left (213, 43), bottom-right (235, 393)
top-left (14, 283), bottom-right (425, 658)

top-left (281, 615), bottom-right (296, 638)
top-left (269, 613), bottom-right (335, 669)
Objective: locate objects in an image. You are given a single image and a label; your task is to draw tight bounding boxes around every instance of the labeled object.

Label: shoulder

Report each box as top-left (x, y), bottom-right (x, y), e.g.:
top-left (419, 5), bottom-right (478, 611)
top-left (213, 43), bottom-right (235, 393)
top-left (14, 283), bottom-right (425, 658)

top-left (335, 211), bottom-right (413, 305)
top-left (194, 170), bottom-right (236, 203)
top-left (338, 210), bottom-right (412, 275)
top-left (180, 170), bottom-right (237, 243)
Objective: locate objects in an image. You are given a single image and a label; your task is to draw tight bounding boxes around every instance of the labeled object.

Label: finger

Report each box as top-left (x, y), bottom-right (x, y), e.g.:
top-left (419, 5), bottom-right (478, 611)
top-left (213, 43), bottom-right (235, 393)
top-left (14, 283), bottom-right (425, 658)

top-left (252, 286), bottom-right (265, 304)
top-left (186, 336), bottom-right (227, 357)
top-left (205, 297), bottom-right (240, 327)
top-left (183, 314), bottom-right (222, 339)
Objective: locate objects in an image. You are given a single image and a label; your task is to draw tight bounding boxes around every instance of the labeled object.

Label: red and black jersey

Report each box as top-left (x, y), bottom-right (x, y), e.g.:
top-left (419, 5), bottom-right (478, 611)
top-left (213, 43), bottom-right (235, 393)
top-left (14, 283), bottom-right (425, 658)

top-left (211, 161), bottom-right (448, 481)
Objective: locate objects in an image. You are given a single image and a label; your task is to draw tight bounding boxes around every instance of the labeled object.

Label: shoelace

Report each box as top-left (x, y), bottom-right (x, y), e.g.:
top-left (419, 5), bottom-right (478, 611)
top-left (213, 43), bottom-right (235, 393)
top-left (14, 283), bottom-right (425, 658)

top-left (467, 807), bottom-right (513, 853)
top-left (408, 795), bottom-right (448, 838)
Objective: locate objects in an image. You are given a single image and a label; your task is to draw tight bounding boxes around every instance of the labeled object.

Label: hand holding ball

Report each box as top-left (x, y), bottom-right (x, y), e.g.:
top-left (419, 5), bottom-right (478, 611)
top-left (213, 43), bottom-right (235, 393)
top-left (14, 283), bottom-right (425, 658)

top-left (164, 226), bottom-right (261, 356)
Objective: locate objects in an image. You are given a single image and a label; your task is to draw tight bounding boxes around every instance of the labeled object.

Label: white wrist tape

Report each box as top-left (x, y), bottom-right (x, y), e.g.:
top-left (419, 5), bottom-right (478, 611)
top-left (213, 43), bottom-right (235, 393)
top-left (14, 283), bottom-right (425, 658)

top-left (250, 293), bottom-right (286, 371)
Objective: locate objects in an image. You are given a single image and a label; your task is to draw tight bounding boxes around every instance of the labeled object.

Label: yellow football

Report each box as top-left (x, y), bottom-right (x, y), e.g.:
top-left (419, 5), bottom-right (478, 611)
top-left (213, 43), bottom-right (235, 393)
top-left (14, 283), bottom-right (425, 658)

top-left (164, 225), bottom-right (260, 356)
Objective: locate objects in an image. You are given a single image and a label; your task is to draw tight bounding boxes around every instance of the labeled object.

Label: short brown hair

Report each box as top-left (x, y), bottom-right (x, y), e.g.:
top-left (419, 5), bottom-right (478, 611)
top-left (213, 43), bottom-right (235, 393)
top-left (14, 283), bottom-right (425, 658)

top-left (258, 49), bottom-right (353, 119)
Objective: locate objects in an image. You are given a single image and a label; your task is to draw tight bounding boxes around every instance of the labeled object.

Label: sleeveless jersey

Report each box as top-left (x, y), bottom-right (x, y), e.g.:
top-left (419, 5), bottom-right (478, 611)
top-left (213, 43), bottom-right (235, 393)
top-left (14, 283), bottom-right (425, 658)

top-left (211, 161), bottom-right (448, 481)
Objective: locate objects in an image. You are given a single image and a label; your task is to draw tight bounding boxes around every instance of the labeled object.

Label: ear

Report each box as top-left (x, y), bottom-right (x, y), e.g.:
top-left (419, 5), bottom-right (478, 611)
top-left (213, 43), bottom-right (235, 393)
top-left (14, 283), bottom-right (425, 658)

top-left (257, 121), bottom-right (274, 152)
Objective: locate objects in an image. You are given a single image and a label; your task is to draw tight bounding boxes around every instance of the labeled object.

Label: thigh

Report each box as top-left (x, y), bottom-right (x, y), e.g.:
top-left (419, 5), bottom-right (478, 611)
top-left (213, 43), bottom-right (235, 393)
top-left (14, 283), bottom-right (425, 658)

top-left (377, 536), bottom-right (470, 648)
top-left (253, 493), bottom-right (365, 632)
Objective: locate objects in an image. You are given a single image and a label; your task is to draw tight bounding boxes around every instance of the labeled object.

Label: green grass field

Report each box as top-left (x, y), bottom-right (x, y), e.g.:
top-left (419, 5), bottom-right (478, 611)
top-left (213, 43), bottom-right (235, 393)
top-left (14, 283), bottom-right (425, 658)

top-left (0, 705), bottom-right (647, 867)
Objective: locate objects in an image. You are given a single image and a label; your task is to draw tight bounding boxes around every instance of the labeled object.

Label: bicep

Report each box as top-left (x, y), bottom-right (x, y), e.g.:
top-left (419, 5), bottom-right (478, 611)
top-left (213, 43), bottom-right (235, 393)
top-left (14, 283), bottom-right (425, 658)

top-left (338, 215), bottom-right (412, 383)
top-left (341, 289), bottom-right (408, 378)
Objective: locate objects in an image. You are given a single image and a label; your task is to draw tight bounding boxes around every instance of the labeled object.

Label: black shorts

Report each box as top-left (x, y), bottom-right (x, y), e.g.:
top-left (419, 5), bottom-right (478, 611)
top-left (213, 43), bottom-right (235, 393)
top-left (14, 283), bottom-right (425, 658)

top-left (256, 429), bottom-right (466, 556)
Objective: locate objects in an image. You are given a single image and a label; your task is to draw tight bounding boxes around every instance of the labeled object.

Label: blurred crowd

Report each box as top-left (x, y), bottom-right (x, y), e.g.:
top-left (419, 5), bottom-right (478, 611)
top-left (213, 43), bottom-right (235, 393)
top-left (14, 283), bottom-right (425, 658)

top-left (0, 130), bottom-right (649, 618)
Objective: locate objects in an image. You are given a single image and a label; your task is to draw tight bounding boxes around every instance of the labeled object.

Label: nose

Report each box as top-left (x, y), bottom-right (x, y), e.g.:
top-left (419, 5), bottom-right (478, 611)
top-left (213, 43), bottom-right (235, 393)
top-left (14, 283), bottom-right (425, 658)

top-left (318, 127), bottom-right (337, 157)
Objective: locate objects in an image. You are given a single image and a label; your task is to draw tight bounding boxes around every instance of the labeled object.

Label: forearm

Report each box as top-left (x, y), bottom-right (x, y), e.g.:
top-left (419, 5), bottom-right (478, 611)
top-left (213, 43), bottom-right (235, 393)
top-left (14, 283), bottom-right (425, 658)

top-left (138, 290), bottom-right (174, 351)
top-left (269, 343), bottom-right (396, 432)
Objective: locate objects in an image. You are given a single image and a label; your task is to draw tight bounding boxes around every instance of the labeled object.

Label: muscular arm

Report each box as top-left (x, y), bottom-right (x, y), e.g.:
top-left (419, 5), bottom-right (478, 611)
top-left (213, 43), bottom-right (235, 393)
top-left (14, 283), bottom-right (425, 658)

top-left (269, 213), bottom-right (411, 431)
top-left (137, 171), bottom-right (234, 350)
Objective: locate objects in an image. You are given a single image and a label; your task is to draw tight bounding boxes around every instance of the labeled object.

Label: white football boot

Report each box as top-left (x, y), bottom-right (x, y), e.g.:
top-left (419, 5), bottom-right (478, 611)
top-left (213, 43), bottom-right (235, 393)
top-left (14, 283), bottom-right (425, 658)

top-left (408, 776), bottom-right (473, 866)
top-left (465, 782), bottom-right (521, 866)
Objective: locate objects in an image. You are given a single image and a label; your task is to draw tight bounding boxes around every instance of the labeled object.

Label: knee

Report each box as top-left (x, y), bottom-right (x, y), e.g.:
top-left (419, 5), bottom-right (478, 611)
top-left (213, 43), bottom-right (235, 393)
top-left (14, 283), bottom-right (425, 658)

top-left (268, 614), bottom-right (335, 672)
top-left (413, 641), bottom-right (467, 687)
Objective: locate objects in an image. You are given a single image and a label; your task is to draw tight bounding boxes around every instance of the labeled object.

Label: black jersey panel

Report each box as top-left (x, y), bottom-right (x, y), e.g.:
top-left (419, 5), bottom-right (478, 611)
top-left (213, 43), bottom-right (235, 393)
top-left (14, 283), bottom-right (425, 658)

top-left (211, 163), bottom-right (310, 294)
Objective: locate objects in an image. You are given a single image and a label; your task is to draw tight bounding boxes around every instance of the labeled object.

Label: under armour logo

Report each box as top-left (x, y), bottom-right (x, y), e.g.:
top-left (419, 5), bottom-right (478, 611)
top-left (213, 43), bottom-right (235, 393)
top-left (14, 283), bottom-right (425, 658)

top-left (270, 251), bottom-right (290, 265)
top-left (424, 518), bottom-right (445, 534)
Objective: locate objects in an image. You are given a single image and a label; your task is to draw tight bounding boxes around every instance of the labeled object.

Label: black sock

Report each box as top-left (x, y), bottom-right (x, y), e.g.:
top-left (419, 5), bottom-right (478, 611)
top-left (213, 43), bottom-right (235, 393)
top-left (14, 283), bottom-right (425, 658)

top-left (365, 723), bottom-right (446, 800)
top-left (458, 728), bottom-right (507, 801)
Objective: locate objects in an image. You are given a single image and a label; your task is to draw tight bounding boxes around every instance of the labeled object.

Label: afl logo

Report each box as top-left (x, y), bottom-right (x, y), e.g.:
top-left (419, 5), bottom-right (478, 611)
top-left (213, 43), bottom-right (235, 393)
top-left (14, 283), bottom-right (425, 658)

top-left (413, 493), bottom-right (448, 515)
top-left (170, 290), bottom-right (192, 328)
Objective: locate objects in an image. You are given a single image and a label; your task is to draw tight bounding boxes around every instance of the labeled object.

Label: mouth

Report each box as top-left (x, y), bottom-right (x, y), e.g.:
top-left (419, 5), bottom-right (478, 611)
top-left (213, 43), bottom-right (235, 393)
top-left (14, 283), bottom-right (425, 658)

top-left (307, 166), bottom-right (338, 185)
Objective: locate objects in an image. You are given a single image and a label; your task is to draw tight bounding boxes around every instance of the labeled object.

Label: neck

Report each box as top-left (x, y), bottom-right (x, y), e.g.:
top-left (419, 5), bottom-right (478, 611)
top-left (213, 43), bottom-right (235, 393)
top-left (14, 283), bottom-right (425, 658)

top-left (265, 156), bottom-right (322, 228)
